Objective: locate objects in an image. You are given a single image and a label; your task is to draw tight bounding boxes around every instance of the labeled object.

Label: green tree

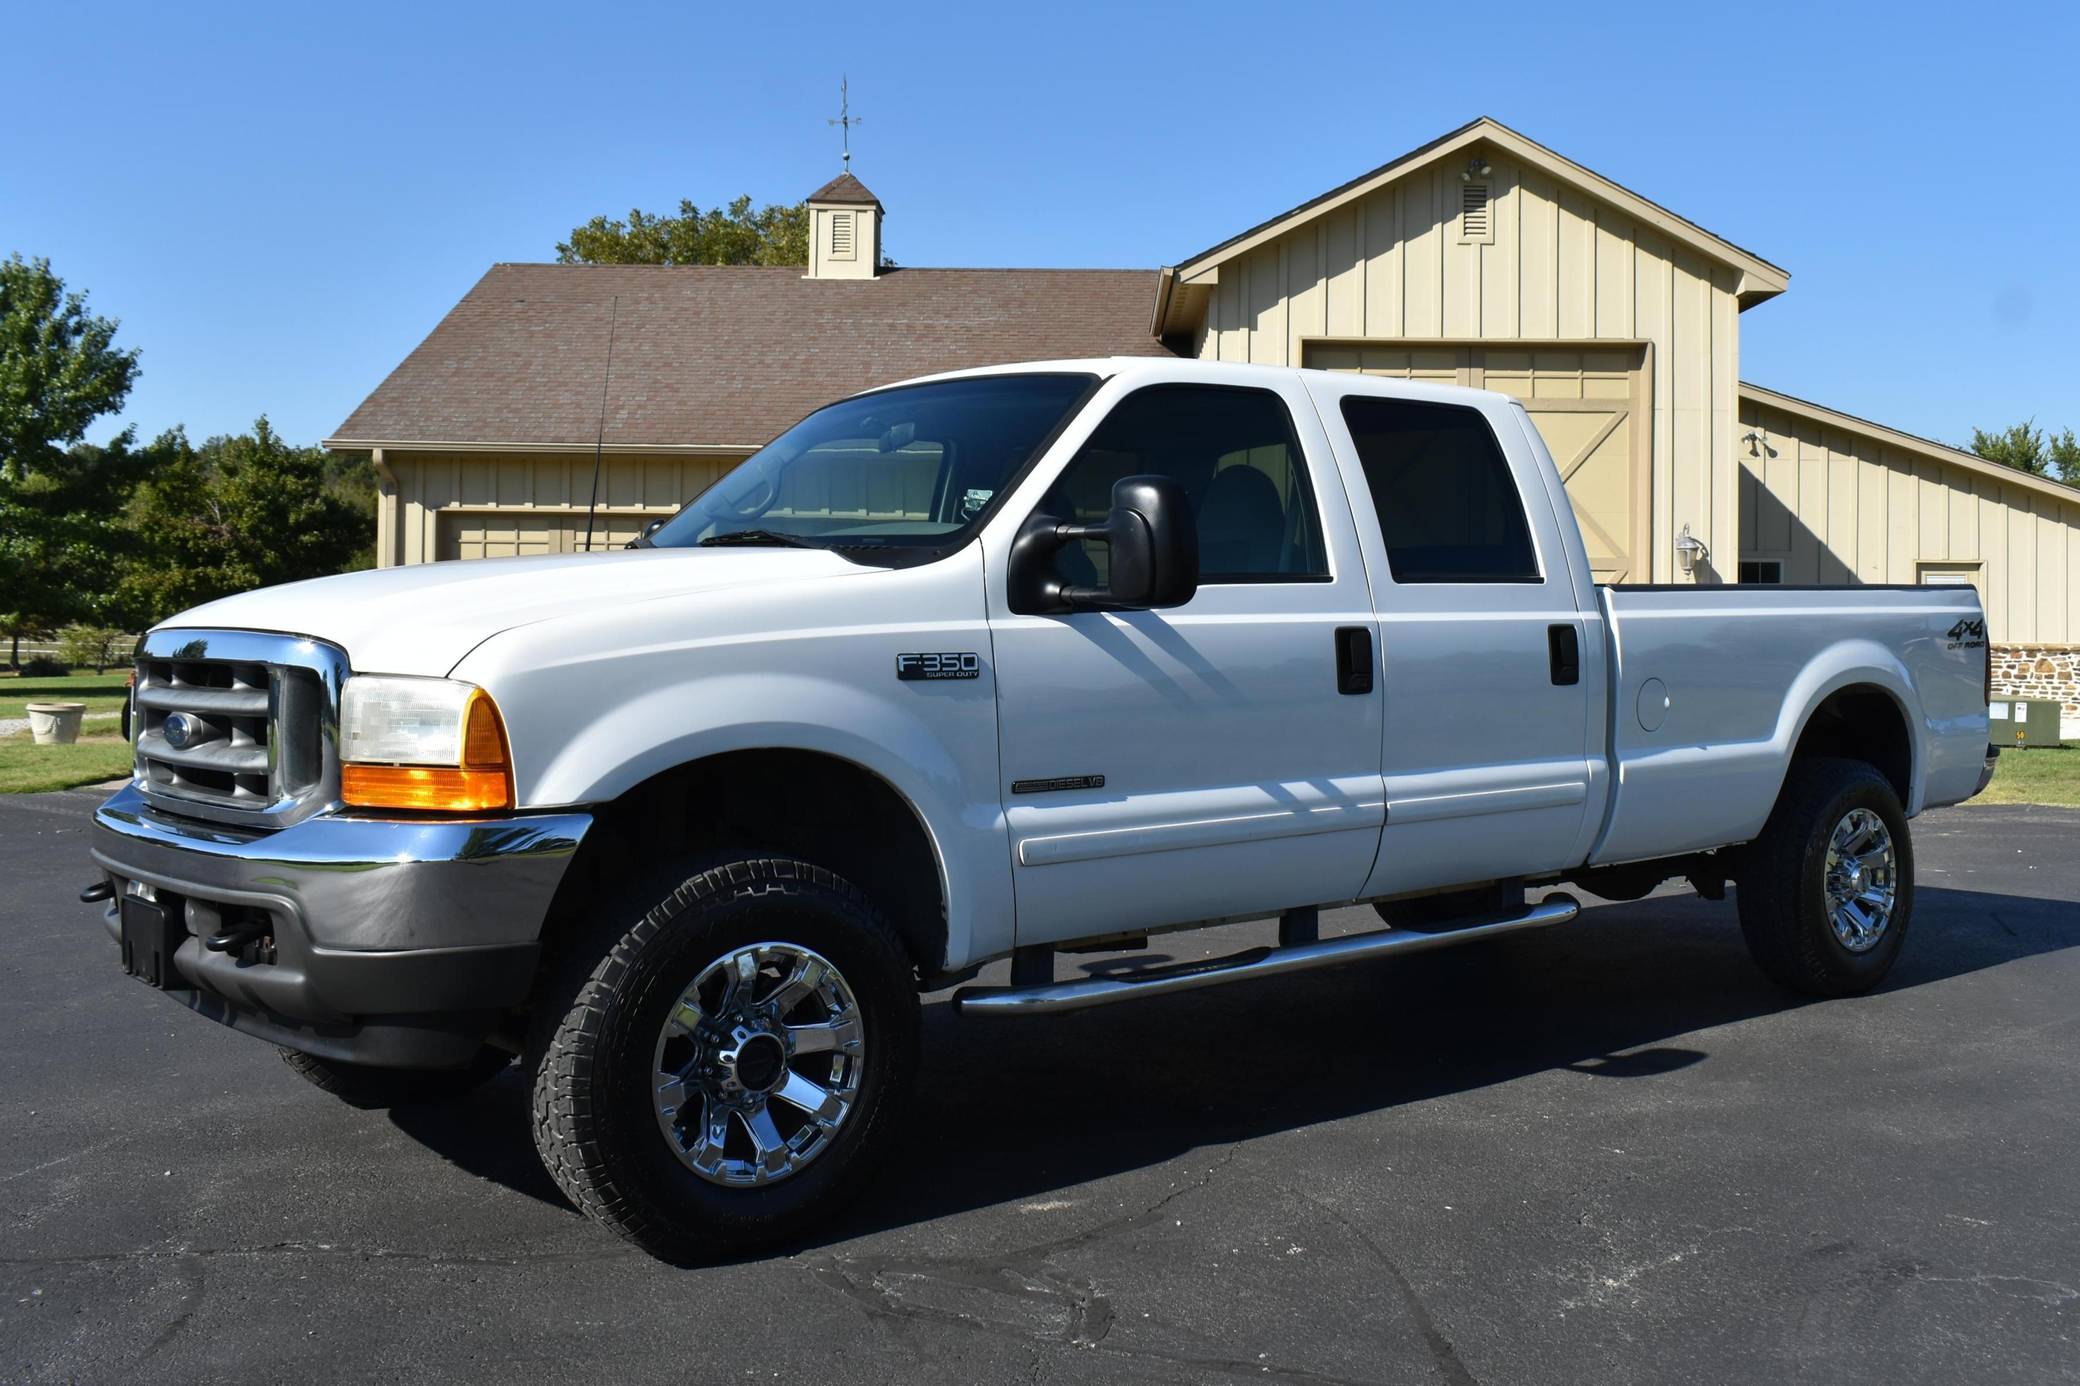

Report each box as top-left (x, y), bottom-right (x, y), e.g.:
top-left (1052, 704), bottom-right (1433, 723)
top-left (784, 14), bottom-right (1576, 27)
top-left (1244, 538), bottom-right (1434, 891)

top-left (556, 196), bottom-right (809, 266)
top-left (0, 254), bottom-right (144, 664)
top-left (116, 419), bottom-right (373, 623)
top-left (1969, 419), bottom-right (2080, 484)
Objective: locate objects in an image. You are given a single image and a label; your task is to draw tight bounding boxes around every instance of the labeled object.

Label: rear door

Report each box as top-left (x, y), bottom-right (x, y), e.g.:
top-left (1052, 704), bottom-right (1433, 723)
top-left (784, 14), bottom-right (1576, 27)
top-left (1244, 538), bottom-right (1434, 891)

top-left (983, 375), bottom-right (1386, 945)
top-left (1305, 379), bottom-right (1597, 897)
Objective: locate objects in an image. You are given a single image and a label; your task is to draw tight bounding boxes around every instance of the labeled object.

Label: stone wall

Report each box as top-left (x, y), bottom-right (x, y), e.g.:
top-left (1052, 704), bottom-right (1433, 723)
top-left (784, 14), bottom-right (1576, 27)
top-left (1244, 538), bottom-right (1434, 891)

top-left (1992, 644), bottom-right (2080, 739)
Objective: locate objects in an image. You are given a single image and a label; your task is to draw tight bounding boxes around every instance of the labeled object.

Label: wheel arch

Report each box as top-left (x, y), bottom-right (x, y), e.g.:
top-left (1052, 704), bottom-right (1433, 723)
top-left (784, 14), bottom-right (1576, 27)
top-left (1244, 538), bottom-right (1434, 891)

top-left (540, 747), bottom-right (951, 979)
top-left (1784, 677), bottom-right (1916, 811)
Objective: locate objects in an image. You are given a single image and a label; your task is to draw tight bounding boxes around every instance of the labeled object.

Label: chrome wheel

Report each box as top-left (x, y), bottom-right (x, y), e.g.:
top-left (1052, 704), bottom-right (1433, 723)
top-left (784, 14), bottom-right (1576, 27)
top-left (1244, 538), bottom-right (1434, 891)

top-left (1823, 807), bottom-right (1897, 953)
top-left (651, 942), bottom-right (866, 1187)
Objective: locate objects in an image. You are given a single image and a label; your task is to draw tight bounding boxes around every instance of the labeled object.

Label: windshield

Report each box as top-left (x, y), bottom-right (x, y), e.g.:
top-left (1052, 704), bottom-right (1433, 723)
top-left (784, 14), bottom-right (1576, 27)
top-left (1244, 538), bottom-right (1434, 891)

top-left (646, 373), bottom-right (1098, 560)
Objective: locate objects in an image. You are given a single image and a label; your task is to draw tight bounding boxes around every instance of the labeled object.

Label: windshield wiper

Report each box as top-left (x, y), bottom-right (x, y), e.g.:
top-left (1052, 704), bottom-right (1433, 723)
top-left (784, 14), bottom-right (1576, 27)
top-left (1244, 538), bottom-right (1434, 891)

top-left (696, 529), bottom-right (824, 549)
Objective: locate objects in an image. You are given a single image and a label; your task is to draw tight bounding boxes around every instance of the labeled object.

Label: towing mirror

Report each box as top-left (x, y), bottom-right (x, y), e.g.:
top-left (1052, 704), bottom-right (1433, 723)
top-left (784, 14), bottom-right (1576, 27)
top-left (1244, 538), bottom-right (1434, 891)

top-left (1007, 474), bottom-right (1200, 615)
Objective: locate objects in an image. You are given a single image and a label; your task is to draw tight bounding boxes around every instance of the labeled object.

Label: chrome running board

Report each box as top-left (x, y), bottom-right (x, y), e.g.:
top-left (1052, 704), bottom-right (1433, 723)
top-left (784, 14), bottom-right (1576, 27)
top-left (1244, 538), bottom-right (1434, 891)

top-left (953, 894), bottom-right (1581, 1017)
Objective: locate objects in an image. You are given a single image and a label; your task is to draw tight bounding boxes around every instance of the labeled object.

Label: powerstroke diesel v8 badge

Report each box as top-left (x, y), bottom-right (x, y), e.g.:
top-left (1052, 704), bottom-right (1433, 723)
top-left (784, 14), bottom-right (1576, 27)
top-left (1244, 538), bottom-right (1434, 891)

top-left (895, 652), bottom-right (981, 681)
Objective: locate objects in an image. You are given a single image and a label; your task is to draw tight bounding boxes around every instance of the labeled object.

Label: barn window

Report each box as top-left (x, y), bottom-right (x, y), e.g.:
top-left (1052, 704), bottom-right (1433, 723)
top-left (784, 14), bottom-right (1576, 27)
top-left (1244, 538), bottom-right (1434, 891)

top-left (1739, 560), bottom-right (1783, 584)
top-left (829, 211), bottom-right (855, 260)
top-left (1458, 180), bottom-right (1493, 244)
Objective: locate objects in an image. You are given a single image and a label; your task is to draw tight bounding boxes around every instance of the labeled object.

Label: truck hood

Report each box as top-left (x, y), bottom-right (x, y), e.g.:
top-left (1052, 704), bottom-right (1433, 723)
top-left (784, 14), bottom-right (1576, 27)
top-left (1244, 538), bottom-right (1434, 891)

top-left (155, 547), bottom-right (873, 675)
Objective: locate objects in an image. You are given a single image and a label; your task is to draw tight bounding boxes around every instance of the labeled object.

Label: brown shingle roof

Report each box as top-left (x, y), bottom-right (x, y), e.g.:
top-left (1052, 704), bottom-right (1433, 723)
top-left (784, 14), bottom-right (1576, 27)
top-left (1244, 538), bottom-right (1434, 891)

top-left (806, 172), bottom-right (881, 206)
top-left (327, 264), bottom-right (1170, 449)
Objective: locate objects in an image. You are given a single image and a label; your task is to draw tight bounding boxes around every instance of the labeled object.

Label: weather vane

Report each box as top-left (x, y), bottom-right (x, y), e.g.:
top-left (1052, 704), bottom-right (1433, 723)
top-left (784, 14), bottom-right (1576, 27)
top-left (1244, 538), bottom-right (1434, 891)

top-left (828, 76), bottom-right (862, 172)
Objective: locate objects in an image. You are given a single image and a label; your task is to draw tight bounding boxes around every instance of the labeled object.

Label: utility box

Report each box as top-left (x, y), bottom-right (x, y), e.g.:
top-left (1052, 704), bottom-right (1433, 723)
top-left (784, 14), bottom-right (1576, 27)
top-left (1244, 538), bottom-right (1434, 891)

top-left (1989, 698), bottom-right (2063, 747)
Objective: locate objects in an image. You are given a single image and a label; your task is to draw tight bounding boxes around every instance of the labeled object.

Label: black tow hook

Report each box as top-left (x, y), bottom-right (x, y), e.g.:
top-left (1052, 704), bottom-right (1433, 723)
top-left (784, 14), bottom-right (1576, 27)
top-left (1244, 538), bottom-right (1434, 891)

top-left (79, 881), bottom-right (114, 904)
top-left (204, 924), bottom-right (268, 954)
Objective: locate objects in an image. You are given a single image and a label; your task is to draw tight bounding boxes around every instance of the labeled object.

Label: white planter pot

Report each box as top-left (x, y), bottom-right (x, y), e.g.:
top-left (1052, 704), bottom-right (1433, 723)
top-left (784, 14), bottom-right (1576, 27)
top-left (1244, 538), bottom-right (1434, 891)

top-left (26, 702), bottom-right (87, 745)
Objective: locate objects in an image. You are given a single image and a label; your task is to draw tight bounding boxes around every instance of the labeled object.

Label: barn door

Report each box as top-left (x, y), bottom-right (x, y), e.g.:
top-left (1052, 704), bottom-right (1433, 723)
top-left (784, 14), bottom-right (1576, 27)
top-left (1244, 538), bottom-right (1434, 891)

top-left (1305, 343), bottom-right (1649, 583)
top-left (435, 510), bottom-right (675, 560)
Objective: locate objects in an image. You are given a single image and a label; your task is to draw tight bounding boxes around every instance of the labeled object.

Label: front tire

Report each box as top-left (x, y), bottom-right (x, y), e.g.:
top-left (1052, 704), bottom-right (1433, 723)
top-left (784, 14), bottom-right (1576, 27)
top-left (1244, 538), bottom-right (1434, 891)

top-left (528, 856), bottom-right (919, 1263)
top-left (1737, 758), bottom-right (1913, 997)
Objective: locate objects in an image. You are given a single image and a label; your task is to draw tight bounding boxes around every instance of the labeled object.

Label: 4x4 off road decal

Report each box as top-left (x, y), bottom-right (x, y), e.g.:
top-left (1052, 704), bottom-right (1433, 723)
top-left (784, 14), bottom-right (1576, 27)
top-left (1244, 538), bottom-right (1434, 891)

top-left (1945, 618), bottom-right (1987, 650)
top-left (895, 652), bottom-right (981, 681)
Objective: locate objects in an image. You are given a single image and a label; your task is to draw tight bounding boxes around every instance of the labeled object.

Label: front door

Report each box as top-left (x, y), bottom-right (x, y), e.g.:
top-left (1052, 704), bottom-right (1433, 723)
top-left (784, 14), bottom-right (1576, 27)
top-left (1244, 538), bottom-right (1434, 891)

top-left (984, 378), bottom-right (1386, 946)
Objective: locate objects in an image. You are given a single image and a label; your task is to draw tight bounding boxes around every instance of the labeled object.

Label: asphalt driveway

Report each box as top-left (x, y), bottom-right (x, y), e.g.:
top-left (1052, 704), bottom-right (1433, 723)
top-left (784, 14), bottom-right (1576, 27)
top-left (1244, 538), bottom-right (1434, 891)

top-left (3, 790), bottom-right (2075, 1384)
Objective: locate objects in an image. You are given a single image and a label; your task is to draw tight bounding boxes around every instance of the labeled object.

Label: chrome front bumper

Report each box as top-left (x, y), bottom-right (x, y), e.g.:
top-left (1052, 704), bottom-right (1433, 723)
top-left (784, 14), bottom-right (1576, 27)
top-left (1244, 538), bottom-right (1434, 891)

top-left (89, 783), bottom-right (592, 1067)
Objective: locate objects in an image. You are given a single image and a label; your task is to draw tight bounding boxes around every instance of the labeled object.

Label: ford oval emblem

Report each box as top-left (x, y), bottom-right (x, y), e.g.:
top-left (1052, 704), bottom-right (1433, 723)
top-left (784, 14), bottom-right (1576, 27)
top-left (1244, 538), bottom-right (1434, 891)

top-left (162, 712), bottom-right (198, 750)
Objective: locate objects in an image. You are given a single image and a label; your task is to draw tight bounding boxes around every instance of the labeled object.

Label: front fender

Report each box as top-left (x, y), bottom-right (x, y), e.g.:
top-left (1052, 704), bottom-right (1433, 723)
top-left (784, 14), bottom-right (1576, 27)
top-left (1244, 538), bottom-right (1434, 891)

top-left (449, 545), bottom-right (1013, 969)
top-left (532, 671), bottom-right (973, 812)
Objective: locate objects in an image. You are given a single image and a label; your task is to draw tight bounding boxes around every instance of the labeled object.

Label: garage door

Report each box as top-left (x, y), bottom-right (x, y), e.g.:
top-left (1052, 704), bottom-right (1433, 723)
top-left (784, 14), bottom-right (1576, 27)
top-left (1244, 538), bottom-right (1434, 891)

top-left (1306, 344), bottom-right (1648, 583)
top-left (435, 511), bottom-right (675, 561)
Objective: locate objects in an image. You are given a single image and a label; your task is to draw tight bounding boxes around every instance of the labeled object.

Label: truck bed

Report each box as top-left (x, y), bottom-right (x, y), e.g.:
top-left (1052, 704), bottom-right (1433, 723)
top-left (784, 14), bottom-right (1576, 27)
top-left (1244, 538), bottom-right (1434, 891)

top-left (1587, 583), bottom-right (1989, 866)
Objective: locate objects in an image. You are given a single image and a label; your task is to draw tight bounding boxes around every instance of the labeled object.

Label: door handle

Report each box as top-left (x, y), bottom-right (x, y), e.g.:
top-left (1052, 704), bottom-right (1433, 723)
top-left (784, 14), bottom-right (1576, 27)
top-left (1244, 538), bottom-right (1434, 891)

top-left (1547, 624), bottom-right (1580, 686)
top-left (1335, 626), bottom-right (1373, 695)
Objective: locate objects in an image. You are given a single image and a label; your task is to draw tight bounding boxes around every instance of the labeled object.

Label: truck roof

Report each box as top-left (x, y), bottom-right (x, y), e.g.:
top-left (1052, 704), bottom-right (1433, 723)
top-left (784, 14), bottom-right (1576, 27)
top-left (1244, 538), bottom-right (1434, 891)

top-left (881, 356), bottom-right (1505, 407)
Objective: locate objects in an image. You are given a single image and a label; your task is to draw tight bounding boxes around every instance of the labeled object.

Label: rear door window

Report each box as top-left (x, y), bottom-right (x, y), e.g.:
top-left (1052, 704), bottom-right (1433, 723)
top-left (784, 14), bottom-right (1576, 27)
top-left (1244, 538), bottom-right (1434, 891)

top-left (1339, 397), bottom-right (1540, 583)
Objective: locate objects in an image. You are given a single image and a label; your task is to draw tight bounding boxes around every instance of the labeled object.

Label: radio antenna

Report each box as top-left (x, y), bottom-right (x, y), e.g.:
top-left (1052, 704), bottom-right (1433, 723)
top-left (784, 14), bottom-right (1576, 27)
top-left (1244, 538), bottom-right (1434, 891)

top-left (582, 294), bottom-right (620, 553)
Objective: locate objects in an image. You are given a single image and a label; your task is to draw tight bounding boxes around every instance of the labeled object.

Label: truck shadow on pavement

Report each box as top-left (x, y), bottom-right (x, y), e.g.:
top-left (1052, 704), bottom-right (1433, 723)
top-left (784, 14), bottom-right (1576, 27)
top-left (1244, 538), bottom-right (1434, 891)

top-left (387, 883), bottom-right (2075, 1247)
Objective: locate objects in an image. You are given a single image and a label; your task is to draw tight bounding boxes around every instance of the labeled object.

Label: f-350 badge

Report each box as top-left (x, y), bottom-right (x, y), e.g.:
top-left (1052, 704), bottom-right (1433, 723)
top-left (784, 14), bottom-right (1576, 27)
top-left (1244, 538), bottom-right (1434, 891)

top-left (896, 652), bottom-right (981, 681)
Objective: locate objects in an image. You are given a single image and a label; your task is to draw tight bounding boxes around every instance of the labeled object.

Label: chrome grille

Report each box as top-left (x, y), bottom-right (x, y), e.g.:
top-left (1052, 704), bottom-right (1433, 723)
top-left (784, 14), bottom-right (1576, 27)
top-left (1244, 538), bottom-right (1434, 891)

top-left (132, 630), bottom-right (349, 829)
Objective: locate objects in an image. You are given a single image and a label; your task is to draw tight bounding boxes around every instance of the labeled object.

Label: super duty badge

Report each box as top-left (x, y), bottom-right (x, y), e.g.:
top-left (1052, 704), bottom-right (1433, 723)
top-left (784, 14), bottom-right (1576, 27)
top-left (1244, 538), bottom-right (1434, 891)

top-left (896, 652), bottom-right (981, 681)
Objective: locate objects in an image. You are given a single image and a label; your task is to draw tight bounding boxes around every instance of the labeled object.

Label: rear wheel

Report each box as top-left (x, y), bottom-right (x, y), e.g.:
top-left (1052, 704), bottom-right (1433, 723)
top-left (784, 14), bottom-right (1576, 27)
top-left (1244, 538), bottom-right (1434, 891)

top-left (1737, 758), bottom-right (1913, 997)
top-left (528, 856), bottom-right (919, 1263)
top-left (278, 1046), bottom-right (511, 1110)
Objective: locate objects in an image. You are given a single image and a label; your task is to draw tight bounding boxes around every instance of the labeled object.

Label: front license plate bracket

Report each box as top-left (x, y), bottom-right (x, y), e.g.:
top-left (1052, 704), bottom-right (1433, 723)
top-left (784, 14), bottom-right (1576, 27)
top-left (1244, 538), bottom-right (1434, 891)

top-left (120, 894), bottom-right (186, 989)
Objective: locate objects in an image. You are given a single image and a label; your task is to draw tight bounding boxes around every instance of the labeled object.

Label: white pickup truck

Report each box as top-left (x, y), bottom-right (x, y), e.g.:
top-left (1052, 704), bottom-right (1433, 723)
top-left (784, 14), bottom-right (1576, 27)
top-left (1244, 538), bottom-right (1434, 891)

top-left (86, 357), bottom-right (1995, 1262)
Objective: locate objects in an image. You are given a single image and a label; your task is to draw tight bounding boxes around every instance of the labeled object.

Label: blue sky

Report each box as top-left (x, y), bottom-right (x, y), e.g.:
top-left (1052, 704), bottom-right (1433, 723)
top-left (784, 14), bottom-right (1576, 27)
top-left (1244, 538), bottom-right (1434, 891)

top-left (8, 0), bottom-right (2075, 451)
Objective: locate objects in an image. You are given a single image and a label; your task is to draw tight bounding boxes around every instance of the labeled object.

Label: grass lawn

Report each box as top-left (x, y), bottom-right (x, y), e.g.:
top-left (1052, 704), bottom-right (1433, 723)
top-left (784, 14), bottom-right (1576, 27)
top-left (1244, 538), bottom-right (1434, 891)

top-left (1975, 742), bottom-right (2080, 808)
top-left (0, 671), bottom-right (130, 722)
top-left (0, 732), bottom-right (134, 795)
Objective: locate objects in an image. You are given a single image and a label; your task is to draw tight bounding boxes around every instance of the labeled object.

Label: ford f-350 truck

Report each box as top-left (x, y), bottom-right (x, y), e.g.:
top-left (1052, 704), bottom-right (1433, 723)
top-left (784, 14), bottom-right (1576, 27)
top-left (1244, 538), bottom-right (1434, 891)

top-left (86, 358), bottom-right (1995, 1262)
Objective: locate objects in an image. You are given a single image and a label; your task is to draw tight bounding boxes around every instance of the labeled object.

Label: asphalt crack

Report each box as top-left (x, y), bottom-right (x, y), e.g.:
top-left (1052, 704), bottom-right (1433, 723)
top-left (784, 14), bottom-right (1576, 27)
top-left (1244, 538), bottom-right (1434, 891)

top-left (800, 1145), bottom-right (1395, 1382)
top-left (1301, 1193), bottom-right (1479, 1386)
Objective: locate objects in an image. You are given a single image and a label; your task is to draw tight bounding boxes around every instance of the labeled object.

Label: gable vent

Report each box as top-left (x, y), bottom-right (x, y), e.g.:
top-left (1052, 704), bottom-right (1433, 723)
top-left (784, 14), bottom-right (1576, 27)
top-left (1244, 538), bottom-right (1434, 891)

top-left (1459, 180), bottom-right (1493, 244)
top-left (829, 211), bottom-right (855, 259)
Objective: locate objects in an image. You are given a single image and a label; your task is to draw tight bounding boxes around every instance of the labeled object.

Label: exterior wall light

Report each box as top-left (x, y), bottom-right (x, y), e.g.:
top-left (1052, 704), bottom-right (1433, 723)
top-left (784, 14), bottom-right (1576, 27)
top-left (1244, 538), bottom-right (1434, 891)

top-left (1675, 523), bottom-right (1710, 577)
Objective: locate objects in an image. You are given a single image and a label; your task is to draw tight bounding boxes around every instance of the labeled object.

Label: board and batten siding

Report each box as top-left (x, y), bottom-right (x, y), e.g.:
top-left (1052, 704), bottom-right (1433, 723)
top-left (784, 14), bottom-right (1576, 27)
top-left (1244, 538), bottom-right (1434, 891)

top-left (1192, 154), bottom-right (1742, 583)
top-left (379, 451), bottom-right (741, 566)
top-left (1737, 397), bottom-right (2080, 645)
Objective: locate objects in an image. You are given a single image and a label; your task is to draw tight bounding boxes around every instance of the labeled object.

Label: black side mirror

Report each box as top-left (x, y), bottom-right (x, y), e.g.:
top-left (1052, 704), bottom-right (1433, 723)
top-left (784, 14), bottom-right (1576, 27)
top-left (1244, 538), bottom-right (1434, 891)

top-left (626, 517), bottom-right (667, 549)
top-left (1008, 474), bottom-right (1200, 615)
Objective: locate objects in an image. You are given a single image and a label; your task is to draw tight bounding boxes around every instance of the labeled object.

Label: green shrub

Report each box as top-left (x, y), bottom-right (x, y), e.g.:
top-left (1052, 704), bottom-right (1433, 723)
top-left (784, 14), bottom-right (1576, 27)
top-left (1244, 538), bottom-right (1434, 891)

top-left (20, 656), bottom-right (67, 677)
top-left (55, 626), bottom-right (133, 674)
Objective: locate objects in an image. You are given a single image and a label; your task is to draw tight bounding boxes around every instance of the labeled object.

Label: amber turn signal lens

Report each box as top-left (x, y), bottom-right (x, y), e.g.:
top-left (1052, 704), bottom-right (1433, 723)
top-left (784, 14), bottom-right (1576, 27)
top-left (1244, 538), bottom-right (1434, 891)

top-left (340, 764), bottom-right (511, 812)
top-left (460, 688), bottom-right (510, 770)
top-left (342, 688), bottom-right (513, 811)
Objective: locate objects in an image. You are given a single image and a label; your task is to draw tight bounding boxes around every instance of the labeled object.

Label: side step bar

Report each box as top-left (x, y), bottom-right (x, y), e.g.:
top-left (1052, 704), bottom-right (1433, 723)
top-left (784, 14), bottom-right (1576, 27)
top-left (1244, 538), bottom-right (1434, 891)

top-left (954, 894), bottom-right (1581, 1017)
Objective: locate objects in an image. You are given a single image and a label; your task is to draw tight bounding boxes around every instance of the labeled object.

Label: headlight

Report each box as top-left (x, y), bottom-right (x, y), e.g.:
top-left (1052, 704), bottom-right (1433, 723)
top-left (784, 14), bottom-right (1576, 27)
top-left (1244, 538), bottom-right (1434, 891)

top-left (338, 676), bottom-right (512, 812)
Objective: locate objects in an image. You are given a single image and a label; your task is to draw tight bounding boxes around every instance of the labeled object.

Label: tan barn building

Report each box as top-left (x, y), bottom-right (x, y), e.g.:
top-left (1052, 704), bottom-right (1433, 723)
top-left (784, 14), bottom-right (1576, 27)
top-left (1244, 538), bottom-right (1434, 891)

top-left (328, 122), bottom-right (2080, 719)
top-left (327, 173), bottom-right (1167, 564)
